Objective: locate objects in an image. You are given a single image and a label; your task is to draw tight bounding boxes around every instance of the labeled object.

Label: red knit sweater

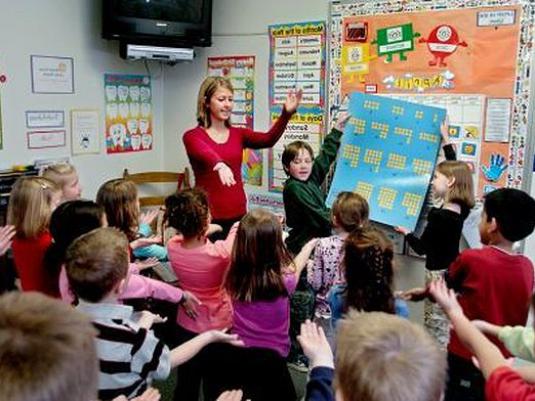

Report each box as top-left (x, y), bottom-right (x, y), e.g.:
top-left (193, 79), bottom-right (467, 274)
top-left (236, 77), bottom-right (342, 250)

top-left (12, 231), bottom-right (59, 298)
top-left (183, 109), bottom-right (291, 220)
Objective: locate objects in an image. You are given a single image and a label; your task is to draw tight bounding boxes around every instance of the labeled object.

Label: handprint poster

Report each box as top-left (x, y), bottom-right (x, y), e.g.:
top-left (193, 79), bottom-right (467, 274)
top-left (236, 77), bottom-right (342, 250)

top-left (104, 74), bottom-right (153, 154)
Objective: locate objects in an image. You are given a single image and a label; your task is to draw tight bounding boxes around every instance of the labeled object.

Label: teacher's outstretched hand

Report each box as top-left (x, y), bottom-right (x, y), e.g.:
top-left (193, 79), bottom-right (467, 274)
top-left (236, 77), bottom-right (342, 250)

top-left (213, 162), bottom-right (236, 187)
top-left (284, 88), bottom-right (303, 114)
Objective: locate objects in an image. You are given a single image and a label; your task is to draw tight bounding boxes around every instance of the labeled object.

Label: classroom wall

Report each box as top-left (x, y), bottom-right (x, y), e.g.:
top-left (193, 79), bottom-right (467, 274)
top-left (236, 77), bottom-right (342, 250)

top-left (0, 0), bottom-right (166, 198)
top-left (162, 0), bottom-right (330, 176)
top-left (160, 0), bottom-right (425, 322)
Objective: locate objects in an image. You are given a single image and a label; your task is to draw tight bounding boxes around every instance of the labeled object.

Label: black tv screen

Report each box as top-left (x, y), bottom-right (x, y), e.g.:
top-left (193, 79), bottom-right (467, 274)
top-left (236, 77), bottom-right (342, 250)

top-left (103, 0), bottom-right (212, 47)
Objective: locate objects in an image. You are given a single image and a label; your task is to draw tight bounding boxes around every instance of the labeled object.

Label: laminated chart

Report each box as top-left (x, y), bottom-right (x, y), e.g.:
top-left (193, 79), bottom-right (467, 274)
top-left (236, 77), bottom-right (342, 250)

top-left (326, 93), bottom-right (446, 231)
top-left (268, 21), bottom-right (326, 191)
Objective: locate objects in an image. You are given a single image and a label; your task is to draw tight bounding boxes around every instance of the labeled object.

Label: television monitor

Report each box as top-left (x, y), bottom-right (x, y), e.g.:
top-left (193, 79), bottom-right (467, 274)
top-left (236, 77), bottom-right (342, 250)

top-left (102, 0), bottom-right (212, 47)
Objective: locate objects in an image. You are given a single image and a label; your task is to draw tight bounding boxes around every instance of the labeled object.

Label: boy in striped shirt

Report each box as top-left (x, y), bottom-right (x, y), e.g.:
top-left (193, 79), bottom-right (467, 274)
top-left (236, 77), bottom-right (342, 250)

top-left (65, 227), bottom-right (242, 400)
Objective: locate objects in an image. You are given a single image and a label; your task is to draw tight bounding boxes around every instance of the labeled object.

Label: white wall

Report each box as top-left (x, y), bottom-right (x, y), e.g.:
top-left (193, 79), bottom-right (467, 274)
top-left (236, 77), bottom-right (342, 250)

top-left (0, 0), bottom-right (165, 199)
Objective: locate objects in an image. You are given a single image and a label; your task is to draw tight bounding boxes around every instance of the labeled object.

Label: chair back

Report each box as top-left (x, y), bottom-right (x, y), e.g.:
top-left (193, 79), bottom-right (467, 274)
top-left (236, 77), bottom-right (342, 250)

top-left (123, 168), bottom-right (190, 207)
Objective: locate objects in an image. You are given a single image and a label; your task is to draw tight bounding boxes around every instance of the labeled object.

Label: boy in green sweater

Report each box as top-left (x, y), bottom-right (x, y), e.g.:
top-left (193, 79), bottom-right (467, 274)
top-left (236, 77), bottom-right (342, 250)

top-left (282, 112), bottom-right (349, 255)
top-left (281, 112), bottom-right (348, 368)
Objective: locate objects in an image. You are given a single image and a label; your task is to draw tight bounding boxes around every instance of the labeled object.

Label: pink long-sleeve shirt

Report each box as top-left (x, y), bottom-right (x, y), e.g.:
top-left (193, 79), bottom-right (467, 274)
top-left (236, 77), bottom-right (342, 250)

top-left (59, 264), bottom-right (183, 305)
top-left (183, 109), bottom-right (291, 220)
top-left (167, 225), bottom-right (237, 333)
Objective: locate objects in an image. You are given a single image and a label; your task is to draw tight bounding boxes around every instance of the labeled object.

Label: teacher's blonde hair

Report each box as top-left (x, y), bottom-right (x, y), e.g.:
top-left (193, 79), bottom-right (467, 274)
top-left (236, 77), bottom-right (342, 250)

top-left (196, 76), bottom-right (234, 128)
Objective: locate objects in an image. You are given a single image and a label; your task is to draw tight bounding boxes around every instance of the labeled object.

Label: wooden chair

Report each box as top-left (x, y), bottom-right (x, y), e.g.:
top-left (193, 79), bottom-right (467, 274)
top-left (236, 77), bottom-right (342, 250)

top-left (123, 168), bottom-right (191, 207)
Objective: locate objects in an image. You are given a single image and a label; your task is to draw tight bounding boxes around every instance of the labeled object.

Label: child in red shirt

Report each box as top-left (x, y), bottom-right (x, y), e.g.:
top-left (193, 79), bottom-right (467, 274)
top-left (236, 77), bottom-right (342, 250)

top-left (431, 279), bottom-right (535, 401)
top-left (418, 188), bottom-right (535, 401)
top-left (7, 177), bottom-right (62, 297)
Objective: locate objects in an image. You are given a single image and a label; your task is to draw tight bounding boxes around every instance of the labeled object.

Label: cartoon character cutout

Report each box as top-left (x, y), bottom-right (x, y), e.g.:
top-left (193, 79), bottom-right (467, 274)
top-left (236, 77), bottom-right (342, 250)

top-left (372, 23), bottom-right (420, 63)
top-left (342, 43), bottom-right (377, 83)
top-left (419, 25), bottom-right (467, 67)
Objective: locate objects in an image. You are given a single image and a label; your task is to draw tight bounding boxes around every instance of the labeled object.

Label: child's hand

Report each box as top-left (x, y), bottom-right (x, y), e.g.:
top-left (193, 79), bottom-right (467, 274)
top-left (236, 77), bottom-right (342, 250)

top-left (394, 226), bottom-right (410, 236)
top-left (440, 115), bottom-right (450, 144)
top-left (216, 390), bottom-right (243, 401)
top-left (207, 329), bottom-right (245, 347)
top-left (334, 111), bottom-right (351, 132)
top-left (140, 209), bottom-right (159, 226)
top-left (0, 225), bottom-right (15, 256)
top-left (135, 310), bottom-right (167, 329)
top-left (297, 320), bottom-right (334, 369)
top-left (399, 287), bottom-right (428, 302)
top-left (213, 162), bottom-right (236, 186)
top-left (131, 235), bottom-right (163, 250)
top-left (180, 291), bottom-right (201, 319)
top-left (429, 279), bottom-right (463, 317)
top-left (284, 88), bottom-right (303, 114)
top-left (132, 257), bottom-right (159, 271)
top-left (206, 223), bottom-right (223, 236)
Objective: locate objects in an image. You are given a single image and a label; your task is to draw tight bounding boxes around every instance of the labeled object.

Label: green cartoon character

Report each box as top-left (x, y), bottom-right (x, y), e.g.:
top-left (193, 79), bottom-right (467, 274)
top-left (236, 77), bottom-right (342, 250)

top-left (372, 23), bottom-right (420, 63)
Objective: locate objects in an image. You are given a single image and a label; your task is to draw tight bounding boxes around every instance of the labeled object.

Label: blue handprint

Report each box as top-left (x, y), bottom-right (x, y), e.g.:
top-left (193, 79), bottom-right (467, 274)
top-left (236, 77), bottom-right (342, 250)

top-left (481, 153), bottom-right (507, 182)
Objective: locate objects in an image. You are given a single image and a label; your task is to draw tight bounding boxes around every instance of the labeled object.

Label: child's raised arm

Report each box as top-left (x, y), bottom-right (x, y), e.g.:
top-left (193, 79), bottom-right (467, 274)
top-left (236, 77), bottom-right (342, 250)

top-left (293, 238), bottom-right (319, 279)
top-left (0, 225), bottom-right (15, 256)
top-left (429, 279), bottom-right (507, 378)
top-left (308, 112), bottom-right (349, 184)
top-left (473, 320), bottom-right (535, 362)
top-left (297, 319), bottom-right (334, 369)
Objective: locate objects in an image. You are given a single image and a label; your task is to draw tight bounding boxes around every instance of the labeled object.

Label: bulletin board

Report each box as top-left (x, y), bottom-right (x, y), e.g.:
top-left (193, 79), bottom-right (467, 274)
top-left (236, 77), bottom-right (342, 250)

top-left (328, 0), bottom-right (535, 199)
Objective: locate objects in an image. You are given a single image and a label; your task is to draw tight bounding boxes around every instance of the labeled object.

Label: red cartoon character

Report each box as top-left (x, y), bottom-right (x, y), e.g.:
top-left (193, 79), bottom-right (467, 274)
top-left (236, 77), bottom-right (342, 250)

top-left (419, 25), bottom-right (467, 67)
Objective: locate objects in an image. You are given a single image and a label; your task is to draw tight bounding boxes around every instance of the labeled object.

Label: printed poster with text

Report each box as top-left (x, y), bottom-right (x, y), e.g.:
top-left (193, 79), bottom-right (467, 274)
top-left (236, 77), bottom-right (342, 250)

top-left (338, 6), bottom-right (521, 197)
top-left (268, 21), bottom-right (326, 191)
top-left (104, 74), bottom-right (153, 154)
top-left (207, 56), bottom-right (260, 185)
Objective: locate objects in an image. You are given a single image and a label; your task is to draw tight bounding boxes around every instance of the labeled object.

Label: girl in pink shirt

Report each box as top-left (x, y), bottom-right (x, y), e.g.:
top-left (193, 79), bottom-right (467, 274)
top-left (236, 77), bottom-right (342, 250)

top-left (165, 188), bottom-right (238, 401)
top-left (46, 200), bottom-right (189, 306)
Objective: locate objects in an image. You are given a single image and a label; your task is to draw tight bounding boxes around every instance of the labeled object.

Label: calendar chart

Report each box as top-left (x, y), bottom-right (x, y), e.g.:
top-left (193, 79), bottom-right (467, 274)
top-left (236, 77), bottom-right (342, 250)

top-left (327, 92), bottom-right (446, 231)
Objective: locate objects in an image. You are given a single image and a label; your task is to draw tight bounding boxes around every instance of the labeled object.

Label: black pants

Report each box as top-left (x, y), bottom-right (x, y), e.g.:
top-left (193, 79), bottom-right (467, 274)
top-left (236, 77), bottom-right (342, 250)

top-left (288, 270), bottom-right (315, 363)
top-left (445, 352), bottom-right (485, 401)
top-left (173, 326), bottom-right (204, 401)
top-left (202, 343), bottom-right (296, 401)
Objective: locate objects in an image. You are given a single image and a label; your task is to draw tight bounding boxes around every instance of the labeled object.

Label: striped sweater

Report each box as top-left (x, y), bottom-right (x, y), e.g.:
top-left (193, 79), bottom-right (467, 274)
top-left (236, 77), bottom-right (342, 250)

top-left (77, 301), bottom-right (171, 400)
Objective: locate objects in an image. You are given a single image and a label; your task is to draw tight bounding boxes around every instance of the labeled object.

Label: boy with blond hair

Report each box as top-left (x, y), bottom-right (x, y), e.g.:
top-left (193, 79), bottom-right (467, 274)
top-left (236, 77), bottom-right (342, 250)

top-left (298, 311), bottom-right (447, 401)
top-left (0, 291), bottom-right (98, 401)
top-left (66, 227), bottom-right (243, 400)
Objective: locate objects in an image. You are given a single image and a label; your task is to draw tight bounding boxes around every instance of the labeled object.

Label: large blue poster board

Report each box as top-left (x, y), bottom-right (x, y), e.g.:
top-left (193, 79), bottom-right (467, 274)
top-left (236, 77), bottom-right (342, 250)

top-left (327, 93), bottom-right (446, 231)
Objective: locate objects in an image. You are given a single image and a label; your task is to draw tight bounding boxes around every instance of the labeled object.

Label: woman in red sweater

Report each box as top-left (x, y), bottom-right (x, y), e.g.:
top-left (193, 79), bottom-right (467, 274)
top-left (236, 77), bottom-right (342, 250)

top-left (7, 176), bottom-right (61, 297)
top-left (183, 76), bottom-right (301, 236)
